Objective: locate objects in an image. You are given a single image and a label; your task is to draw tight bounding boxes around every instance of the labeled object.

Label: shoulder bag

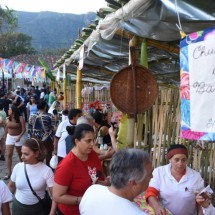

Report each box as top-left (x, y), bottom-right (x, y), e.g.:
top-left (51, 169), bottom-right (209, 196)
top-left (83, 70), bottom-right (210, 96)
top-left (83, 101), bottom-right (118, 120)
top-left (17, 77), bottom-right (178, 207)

top-left (24, 164), bottom-right (52, 215)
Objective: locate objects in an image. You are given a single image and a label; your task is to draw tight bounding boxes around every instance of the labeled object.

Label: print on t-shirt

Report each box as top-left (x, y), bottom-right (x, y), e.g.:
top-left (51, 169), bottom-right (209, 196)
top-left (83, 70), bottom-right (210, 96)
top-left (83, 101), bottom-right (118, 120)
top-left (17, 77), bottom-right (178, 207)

top-left (88, 166), bottom-right (100, 184)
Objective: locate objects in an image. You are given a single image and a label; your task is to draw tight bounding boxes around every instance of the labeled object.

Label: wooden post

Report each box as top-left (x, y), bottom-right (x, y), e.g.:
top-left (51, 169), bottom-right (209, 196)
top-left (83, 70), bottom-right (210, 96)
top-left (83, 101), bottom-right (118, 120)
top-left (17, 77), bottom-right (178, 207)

top-left (76, 68), bottom-right (82, 109)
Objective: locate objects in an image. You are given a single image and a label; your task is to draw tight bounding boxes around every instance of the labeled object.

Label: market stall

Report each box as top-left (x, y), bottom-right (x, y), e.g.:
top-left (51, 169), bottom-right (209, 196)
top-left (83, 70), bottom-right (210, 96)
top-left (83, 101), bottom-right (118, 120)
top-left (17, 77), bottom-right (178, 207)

top-left (52, 0), bottom-right (215, 203)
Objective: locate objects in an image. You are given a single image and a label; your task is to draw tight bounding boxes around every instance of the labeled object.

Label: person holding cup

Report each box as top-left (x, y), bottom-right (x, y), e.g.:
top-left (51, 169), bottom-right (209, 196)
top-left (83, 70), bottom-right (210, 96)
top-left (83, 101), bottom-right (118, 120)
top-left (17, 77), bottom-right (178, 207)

top-left (145, 144), bottom-right (204, 215)
top-left (196, 191), bottom-right (215, 214)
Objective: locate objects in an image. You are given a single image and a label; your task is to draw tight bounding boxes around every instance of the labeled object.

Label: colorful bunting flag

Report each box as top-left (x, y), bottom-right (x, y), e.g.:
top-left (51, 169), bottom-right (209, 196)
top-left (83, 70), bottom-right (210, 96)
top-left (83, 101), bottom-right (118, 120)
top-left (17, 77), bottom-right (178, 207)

top-left (0, 57), bottom-right (48, 82)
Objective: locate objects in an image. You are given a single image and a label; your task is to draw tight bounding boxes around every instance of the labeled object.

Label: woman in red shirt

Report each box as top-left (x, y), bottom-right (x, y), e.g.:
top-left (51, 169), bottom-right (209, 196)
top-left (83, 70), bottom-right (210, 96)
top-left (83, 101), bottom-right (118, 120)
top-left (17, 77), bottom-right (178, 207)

top-left (53, 123), bottom-right (109, 215)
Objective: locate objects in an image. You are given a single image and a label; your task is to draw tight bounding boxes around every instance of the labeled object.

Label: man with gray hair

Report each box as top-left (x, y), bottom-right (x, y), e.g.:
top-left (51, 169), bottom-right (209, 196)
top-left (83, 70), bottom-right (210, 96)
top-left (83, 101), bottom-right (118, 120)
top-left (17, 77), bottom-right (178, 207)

top-left (79, 148), bottom-right (152, 215)
top-left (77, 115), bottom-right (94, 126)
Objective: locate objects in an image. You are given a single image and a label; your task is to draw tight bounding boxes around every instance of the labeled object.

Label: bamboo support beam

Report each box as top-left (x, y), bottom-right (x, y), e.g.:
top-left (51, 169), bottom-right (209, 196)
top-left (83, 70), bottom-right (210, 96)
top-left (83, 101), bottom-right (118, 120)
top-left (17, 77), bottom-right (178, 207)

top-left (116, 29), bottom-right (179, 54)
top-left (66, 70), bottom-right (113, 82)
top-left (76, 68), bottom-right (82, 109)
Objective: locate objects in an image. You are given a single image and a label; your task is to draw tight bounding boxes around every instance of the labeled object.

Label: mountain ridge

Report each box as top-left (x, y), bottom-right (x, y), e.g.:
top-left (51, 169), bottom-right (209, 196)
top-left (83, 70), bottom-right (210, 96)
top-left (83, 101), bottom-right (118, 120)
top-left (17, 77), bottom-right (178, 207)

top-left (14, 11), bottom-right (96, 52)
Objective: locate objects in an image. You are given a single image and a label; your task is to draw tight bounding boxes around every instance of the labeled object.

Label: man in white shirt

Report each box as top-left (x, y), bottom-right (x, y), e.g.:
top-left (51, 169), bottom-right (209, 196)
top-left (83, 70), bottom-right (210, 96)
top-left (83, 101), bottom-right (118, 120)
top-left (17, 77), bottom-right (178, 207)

top-left (79, 148), bottom-right (152, 215)
top-left (53, 109), bottom-right (82, 163)
top-left (40, 88), bottom-right (45, 100)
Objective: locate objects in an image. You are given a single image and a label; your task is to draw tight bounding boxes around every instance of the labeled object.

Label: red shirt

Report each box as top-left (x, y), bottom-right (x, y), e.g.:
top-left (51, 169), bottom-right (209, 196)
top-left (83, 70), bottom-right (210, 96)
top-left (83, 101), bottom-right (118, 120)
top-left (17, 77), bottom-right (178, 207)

top-left (54, 150), bottom-right (104, 215)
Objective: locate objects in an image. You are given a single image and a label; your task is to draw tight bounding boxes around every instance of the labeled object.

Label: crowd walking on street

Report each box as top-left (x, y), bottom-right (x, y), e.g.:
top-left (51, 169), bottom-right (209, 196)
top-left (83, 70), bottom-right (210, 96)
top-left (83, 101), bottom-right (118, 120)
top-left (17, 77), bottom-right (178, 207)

top-left (0, 86), bottom-right (213, 215)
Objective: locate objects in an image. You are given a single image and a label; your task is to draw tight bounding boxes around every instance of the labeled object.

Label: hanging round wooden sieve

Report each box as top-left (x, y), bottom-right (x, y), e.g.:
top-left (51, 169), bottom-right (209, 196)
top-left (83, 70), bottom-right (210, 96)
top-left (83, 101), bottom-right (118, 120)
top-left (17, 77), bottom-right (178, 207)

top-left (110, 64), bottom-right (158, 114)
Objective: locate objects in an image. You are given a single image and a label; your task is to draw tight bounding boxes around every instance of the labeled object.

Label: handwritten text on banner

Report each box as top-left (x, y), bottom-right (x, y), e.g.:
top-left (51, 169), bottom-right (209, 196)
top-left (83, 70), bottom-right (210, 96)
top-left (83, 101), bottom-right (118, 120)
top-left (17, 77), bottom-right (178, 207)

top-left (180, 27), bottom-right (215, 140)
top-left (189, 38), bottom-right (215, 132)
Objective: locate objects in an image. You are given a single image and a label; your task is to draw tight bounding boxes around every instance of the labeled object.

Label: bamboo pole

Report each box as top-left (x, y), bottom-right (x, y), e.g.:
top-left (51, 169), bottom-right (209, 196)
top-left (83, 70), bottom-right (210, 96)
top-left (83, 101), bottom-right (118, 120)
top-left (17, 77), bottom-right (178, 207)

top-left (156, 90), bottom-right (166, 166)
top-left (152, 97), bottom-right (159, 167)
top-left (137, 39), bottom-right (148, 146)
top-left (76, 68), bottom-right (82, 109)
top-left (51, 81), bottom-right (54, 90)
top-left (212, 144), bottom-right (215, 188)
top-left (140, 39), bottom-right (148, 68)
top-left (209, 143), bottom-right (213, 185)
top-left (175, 95), bottom-right (181, 144)
top-left (127, 36), bottom-right (136, 148)
top-left (126, 115), bottom-right (135, 148)
top-left (57, 80), bottom-right (61, 94)
top-left (115, 29), bottom-right (179, 54)
top-left (160, 89), bottom-right (169, 165)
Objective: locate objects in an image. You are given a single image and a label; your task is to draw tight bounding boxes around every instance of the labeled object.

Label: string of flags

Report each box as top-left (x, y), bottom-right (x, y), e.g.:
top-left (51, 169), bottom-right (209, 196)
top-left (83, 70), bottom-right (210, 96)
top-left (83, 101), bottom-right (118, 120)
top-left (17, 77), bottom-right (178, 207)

top-left (0, 57), bottom-right (47, 82)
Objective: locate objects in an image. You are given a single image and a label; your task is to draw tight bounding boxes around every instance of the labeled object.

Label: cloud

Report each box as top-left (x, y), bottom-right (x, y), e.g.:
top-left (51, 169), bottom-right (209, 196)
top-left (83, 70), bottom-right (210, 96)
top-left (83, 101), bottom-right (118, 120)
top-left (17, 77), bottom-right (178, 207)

top-left (0, 0), bottom-right (107, 14)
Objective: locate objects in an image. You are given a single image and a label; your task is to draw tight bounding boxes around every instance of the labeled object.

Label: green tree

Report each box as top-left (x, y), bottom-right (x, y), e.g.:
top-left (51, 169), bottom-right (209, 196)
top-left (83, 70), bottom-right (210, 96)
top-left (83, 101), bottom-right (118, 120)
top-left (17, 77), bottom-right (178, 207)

top-left (0, 5), bottom-right (17, 33)
top-left (0, 5), bottom-right (36, 58)
top-left (0, 32), bottom-right (36, 58)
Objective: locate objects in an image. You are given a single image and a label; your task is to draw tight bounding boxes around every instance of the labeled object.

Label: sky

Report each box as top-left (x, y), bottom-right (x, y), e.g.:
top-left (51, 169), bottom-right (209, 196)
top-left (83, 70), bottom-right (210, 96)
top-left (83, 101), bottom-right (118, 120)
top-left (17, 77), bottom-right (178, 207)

top-left (0, 0), bottom-right (107, 14)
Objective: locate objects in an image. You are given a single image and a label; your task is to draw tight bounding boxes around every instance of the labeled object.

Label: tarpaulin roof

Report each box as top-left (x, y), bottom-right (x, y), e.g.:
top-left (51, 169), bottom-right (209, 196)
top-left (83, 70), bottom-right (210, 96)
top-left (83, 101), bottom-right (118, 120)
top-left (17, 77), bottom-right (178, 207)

top-left (54, 0), bottom-right (215, 85)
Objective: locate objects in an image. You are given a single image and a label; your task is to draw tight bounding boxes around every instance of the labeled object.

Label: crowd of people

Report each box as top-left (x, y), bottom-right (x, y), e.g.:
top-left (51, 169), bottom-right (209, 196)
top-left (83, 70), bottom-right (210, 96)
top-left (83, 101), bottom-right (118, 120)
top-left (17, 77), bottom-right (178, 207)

top-left (0, 85), bottom-right (213, 215)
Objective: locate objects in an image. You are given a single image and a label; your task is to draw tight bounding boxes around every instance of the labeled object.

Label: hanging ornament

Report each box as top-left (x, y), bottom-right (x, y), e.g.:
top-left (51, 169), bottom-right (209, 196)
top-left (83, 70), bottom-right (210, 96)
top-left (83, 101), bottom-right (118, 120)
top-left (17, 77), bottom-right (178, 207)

top-left (56, 68), bottom-right (60, 81)
top-left (63, 64), bottom-right (66, 79)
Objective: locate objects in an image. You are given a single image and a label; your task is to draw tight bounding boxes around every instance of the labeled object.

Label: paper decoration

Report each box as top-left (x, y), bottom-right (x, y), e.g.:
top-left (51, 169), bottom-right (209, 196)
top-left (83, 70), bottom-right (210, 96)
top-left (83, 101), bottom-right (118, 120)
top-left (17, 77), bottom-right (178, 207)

top-left (0, 57), bottom-right (47, 82)
top-left (56, 68), bottom-right (60, 81)
top-left (180, 26), bottom-right (215, 140)
top-left (79, 45), bottom-right (85, 70)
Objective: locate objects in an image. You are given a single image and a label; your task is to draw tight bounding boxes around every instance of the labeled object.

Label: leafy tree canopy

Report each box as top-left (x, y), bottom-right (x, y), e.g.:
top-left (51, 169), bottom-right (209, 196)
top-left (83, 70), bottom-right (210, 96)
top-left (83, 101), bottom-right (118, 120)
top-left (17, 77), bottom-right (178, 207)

top-left (0, 5), bottom-right (17, 33)
top-left (0, 5), bottom-right (36, 58)
top-left (0, 32), bottom-right (36, 58)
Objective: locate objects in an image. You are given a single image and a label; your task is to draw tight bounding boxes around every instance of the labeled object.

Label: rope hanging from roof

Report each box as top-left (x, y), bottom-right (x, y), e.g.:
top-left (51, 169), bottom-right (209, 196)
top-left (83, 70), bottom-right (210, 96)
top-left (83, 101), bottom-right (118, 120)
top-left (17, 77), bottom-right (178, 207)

top-left (174, 0), bottom-right (186, 39)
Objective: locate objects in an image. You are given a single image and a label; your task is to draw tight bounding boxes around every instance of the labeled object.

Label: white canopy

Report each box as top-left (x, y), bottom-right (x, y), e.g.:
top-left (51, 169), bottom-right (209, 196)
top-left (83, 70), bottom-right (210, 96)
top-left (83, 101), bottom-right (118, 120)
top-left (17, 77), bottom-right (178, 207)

top-left (0, 72), bottom-right (12, 79)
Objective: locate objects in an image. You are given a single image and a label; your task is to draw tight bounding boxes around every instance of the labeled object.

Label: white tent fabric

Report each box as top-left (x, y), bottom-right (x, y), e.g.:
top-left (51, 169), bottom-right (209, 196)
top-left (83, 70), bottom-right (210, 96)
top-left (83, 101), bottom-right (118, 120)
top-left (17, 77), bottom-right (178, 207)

top-left (98, 0), bottom-right (153, 40)
top-left (0, 72), bottom-right (12, 79)
top-left (55, 0), bottom-right (215, 84)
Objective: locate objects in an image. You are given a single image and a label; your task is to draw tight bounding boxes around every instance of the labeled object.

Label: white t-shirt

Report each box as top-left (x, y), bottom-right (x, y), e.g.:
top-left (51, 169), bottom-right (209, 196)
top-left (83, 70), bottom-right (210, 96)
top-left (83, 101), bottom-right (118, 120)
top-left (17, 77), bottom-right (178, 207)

top-left (203, 204), bottom-right (215, 215)
top-left (55, 119), bottom-right (75, 158)
top-left (40, 92), bottom-right (45, 99)
top-left (11, 162), bottom-right (54, 205)
top-left (80, 184), bottom-right (147, 215)
top-left (0, 180), bottom-right (13, 215)
top-left (61, 114), bottom-right (68, 121)
top-left (149, 164), bottom-right (204, 215)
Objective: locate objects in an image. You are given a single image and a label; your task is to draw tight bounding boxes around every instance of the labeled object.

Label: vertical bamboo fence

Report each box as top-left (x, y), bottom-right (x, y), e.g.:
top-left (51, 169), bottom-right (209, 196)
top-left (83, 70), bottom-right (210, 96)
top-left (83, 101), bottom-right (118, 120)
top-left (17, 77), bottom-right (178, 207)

top-left (65, 82), bottom-right (110, 109)
top-left (143, 85), bottom-right (215, 195)
top-left (66, 84), bottom-right (76, 109)
top-left (65, 81), bottom-right (215, 193)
